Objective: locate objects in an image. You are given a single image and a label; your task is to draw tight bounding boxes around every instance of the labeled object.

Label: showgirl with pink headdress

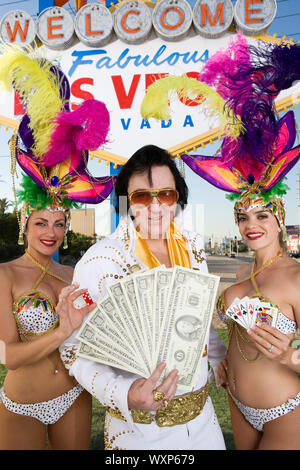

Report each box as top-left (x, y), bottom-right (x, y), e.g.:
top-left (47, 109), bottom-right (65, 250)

top-left (0, 45), bottom-right (114, 450)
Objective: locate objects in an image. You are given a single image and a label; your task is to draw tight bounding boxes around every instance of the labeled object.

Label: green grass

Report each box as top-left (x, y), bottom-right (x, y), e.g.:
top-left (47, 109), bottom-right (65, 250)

top-left (209, 329), bottom-right (235, 450)
top-left (0, 366), bottom-right (6, 388)
top-left (0, 328), bottom-right (235, 450)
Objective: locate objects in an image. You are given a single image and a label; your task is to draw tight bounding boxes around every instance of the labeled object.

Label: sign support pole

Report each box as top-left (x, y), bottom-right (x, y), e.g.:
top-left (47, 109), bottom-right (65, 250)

top-left (110, 163), bottom-right (121, 232)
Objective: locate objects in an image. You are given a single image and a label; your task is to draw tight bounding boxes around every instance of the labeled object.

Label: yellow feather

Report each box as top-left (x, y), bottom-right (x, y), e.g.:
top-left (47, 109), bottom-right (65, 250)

top-left (141, 75), bottom-right (244, 140)
top-left (0, 44), bottom-right (65, 158)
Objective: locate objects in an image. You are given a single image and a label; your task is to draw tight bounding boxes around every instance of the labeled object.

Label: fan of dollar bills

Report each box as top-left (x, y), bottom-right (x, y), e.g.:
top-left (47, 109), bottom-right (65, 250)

top-left (76, 266), bottom-right (220, 392)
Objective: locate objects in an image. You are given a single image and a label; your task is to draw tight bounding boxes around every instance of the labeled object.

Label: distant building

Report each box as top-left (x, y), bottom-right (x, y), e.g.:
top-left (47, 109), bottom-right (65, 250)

top-left (210, 237), bottom-right (223, 250)
top-left (71, 209), bottom-right (95, 238)
top-left (209, 236), bottom-right (224, 252)
top-left (286, 225), bottom-right (299, 236)
top-left (208, 236), bottom-right (229, 254)
top-left (286, 225), bottom-right (300, 253)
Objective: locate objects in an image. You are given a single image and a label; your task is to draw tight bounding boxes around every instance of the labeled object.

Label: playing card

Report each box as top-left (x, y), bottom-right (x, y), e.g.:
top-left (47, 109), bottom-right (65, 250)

top-left (257, 303), bottom-right (278, 327)
top-left (251, 298), bottom-right (278, 327)
top-left (238, 297), bottom-right (250, 328)
top-left (232, 297), bottom-right (248, 328)
top-left (247, 298), bottom-right (257, 329)
top-left (225, 301), bottom-right (246, 328)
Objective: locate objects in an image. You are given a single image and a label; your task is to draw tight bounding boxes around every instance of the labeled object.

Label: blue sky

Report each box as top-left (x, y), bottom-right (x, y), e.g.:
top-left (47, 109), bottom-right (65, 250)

top-left (0, 0), bottom-right (300, 238)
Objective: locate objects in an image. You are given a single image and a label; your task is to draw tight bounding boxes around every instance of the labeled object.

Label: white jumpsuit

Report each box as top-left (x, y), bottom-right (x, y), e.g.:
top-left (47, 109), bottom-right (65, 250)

top-left (60, 215), bottom-right (227, 450)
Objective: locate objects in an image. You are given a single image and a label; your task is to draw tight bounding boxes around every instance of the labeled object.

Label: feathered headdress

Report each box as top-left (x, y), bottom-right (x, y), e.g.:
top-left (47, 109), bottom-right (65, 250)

top-left (0, 45), bottom-right (115, 245)
top-left (141, 34), bottom-right (300, 240)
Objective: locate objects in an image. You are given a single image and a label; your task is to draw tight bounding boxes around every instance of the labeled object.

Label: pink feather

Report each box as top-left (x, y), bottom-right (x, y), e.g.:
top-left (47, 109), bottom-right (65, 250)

top-left (41, 99), bottom-right (110, 166)
top-left (199, 31), bottom-right (251, 109)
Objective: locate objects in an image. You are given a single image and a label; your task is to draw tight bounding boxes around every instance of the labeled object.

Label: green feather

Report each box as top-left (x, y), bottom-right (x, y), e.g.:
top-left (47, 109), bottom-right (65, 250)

top-left (16, 174), bottom-right (81, 210)
top-left (17, 174), bottom-right (51, 209)
top-left (225, 192), bottom-right (241, 202)
top-left (225, 178), bottom-right (289, 203)
top-left (261, 178), bottom-right (290, 201)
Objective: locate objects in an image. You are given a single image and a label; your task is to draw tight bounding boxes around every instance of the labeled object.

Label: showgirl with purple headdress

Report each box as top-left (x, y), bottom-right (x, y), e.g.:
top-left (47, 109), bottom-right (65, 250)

top-left (142, 34), bottom-right (300, 449)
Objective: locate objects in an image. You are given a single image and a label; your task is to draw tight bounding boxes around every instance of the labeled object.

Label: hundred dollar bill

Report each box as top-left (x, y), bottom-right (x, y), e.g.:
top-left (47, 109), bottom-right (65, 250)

top-left (107, 281), bottom-right (152, 375)
top-left (77, 322), bottom-right (148, 377)
top-left (158, 266), bottom-right (220, 391)
top-left (133, 269), bottom-right (158, 367)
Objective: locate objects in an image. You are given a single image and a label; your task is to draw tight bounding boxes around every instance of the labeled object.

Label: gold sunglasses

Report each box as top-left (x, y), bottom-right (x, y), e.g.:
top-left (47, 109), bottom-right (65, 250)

top-left (128, 188), bottom-right (179, 207)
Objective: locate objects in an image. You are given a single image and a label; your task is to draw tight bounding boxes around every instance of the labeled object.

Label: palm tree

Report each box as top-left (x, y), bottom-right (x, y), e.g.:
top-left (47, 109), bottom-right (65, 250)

top-left (0, 198), bottom-right (12, 216)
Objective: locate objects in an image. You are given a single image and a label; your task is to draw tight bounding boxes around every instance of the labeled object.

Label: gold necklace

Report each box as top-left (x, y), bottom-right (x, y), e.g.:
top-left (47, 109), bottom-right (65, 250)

top-left (25, 250), bottom-right (69, 375)
top-left (250, 250), bottom-right (283, 293)
top-left (25, 250), bottom-right (69, 285)
top-left (233, 250), bottom-right (283, 362)
top-left (234, 325), bottom-right (262, 363)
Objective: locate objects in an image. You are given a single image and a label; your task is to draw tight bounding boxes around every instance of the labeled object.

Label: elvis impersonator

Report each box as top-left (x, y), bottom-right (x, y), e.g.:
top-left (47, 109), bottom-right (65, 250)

top-left (58, 145), bottom-right (227, 450)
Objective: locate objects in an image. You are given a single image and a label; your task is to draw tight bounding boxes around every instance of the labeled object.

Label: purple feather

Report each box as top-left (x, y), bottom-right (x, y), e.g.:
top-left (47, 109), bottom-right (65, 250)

top-left (225, 41), bottom-right (300, 165)
top-left (19, 114), bottom-right (34, 152)
top-left (199, 36), bottom-right (300, 167)
top-left (48, 64), bottom-right (70, 110)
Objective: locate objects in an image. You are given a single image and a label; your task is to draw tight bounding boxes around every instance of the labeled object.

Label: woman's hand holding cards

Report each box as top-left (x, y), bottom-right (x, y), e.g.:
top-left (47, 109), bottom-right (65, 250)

top-left (247, 323), bottom-right (293, 362)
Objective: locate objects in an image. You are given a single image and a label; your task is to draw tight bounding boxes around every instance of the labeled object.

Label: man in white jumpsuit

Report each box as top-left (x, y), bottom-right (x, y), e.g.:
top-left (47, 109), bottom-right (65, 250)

top-left (60, 145), bottom-right (227, 450)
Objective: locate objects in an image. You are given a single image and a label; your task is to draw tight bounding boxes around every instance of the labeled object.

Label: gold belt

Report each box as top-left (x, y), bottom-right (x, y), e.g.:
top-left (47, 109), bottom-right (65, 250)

top-left (107, 381), bottom-right (209, 427)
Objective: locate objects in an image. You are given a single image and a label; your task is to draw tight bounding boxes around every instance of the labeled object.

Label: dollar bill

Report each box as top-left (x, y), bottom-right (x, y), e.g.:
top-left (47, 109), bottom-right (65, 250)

top-left (77, 321), bottom-right (134, 363)
top-left (153, 268), bottom-right (173, 359)
top-left (86, 306), bottom-right (135, 358)
top-left (158, 267), bottom-right (220, 391)
top-left (77, 322), bottom-right (148, 377)
top-left (77, 341), bottom-right (138, 374)
top-left (119, 275), bottom-right (144, 345)
top-left (97, 293), bottom-right (137, 353)
top-left (78, 341), bottom-right (120, 367)
top-left (133, 269), bottom-right (157, 367)
top-left (107, 281), bottom-right (152, 375)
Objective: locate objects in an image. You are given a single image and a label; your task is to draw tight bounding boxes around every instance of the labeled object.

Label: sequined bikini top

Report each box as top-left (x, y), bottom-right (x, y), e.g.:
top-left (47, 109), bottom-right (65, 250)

top-left (217, 254), bottom-right (298, 335)
top-left (12, 251), bottom-right (69, 338)
top-left (13, 290), bottom-right (59, 337)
